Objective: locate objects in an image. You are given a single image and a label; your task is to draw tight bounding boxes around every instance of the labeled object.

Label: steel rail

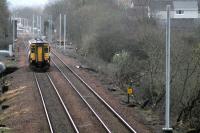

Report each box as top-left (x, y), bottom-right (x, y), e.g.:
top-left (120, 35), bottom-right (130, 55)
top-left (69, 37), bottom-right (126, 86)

top-left (51, 59), bottom-right (112, 133)
top-left (47, 73), bottom-right (80, 133)
top-left (34, 72), bottom-right (54, 133)
top-left (51, 50), bottom-right (137, 133)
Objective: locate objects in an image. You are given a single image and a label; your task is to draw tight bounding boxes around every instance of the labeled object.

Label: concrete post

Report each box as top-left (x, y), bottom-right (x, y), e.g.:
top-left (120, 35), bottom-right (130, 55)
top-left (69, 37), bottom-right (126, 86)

top-left (163, 5), bottom-right (173, 133)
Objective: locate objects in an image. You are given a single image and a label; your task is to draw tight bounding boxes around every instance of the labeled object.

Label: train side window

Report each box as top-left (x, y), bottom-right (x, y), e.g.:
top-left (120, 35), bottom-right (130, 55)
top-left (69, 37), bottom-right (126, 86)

top-left (44, 47), bottom-right (48, 53)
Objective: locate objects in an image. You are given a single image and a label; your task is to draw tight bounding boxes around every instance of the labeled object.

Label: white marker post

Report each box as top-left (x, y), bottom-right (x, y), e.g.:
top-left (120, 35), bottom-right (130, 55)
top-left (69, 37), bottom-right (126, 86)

top-left (163, 5), bottom-right (173, 133)
top-left (9, 45), bottom-right (13, 57)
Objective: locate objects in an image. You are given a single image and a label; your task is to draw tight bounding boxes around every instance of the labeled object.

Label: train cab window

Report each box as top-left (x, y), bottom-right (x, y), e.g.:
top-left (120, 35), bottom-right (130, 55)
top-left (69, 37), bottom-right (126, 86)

top-left (44, 47), bottom-right (48, 53)
top-left (31, 47), bottom-right (35, 53)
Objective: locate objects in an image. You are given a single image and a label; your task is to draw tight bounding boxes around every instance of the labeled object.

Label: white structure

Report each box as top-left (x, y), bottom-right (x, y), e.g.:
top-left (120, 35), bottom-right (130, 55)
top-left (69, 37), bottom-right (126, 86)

top-left (173, 1), bottom-right (198, 19)
top-left (148, 0), bottom-right (198, 19)
top-left (14, 17), bottom-right (32, 34)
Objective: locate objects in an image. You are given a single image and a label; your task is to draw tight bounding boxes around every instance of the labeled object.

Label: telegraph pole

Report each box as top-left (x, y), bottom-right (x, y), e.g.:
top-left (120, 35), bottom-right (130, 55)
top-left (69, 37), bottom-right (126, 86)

top-left (40, 16), bottom-right (42, 36)
top-left (33, 15), bottom-right (35, 37)
top-left (59, 14), bottom-right (62, 48)
top-left (163, 5), bottom-right (173, 133)
top-left (26, 19), bottom-right (28, 33)
top-left (51, 16), bottom-right (53, 42)
top-left (37, 16), bottom-right (39, 37)
top-left (12, 17), bottom-right (15, 51)
top-left (64, 14), bottom-right (66, 51)
top-left (48, 16), bottom-right (51, 42)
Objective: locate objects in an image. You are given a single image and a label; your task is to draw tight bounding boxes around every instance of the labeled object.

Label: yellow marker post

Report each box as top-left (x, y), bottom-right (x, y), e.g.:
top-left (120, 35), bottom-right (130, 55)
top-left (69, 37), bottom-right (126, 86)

top-left (128, 87), bottom-right (133, 94)
top-left (127, 87), bottom-right (133, 103)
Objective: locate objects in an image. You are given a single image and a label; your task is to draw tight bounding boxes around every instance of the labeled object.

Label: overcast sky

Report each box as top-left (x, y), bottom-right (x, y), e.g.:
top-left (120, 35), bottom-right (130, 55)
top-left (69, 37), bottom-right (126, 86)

top-left (7, 0), bottom-right (49, 8)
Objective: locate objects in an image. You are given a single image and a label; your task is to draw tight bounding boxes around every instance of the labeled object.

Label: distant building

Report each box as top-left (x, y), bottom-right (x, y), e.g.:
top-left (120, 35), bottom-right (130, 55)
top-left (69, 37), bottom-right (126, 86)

top-left (147, 0), bottom-right (200, 29)
top-left (173, 0), bottom-right (198, 19)
top-left (148, 0), bottom-right (198, 19)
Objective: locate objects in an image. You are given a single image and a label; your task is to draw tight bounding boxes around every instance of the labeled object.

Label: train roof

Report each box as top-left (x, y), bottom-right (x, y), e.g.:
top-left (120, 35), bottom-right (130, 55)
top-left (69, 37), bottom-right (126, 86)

top-left (29, 38), bottom-right (49, 44)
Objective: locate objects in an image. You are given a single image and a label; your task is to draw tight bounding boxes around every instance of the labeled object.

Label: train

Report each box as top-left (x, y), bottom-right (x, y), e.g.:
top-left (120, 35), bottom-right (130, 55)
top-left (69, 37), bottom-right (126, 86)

top-left (28, 38), bottom-right (50, 70)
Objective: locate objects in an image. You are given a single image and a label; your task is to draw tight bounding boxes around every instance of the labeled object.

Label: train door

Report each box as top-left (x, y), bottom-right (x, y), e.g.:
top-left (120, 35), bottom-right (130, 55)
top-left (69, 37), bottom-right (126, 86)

top-left (37, 46), bottom-right (43, 62)
top-left (43, 45), bottom-right (49, 61)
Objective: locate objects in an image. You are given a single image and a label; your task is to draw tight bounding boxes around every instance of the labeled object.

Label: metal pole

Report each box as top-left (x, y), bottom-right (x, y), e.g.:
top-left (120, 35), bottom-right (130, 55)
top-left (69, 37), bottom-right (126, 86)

top-left (51, 15), bottom-right (53, 42)
top-left (23, 18), bottom-right (24, 32)
top-left (48, 16), bottom-right (52, 42)
top-left (36, 16), bottom-right (38, 36)
top-left (12, 19), bottom-right (15, 51)
top-left (60, 14), bottom-right (62, 48)
top-left (19, 18), bottom-right (21, 30)
top-left (25, 19), bottom-right (28, 32)
top-left (21, 18), bottom-right (23, 27)
top-left (27, 19), bottom-right (29, 33)
top-left (33, 15), bottom-right (35, 37)
top-left (23, 18), bottom-right (25, 27)
top-left (68, 15), bottom-right (70, 44)
top-left (48, 16), bottom-right (50, 42)
top-left (37, 16), bottom-right (39, 37)
top-left (40, 16), bottom-right (42, 36)
top-left (163, 5), bottom-right (173, 133)
top-left (64, 14), bottom-right (66, 51)
top-left (49, 16), bottom-right (51, 42)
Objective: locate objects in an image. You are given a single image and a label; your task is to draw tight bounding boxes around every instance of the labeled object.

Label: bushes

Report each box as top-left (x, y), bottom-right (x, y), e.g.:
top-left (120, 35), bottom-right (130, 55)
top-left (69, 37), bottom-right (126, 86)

top-left (112, 51), bottom-right (132, 87)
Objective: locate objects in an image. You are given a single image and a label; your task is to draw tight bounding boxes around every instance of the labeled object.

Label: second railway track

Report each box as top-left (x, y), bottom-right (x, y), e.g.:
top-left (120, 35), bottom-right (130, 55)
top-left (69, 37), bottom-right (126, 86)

top-left (34, 72), bottom-right (79, 133)
top-left (51, 50), bottom-right (137, 133)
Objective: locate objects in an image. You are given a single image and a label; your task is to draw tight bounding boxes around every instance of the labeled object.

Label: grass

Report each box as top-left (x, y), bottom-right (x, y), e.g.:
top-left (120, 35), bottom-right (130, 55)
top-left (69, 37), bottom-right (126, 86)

top-left (0, 127), bottom-right (12, 133)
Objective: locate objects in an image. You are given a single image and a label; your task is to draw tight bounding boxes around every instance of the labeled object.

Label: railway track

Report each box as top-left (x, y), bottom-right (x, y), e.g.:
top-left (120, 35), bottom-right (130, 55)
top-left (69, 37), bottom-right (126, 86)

top-left (34, 72), bottom-right (79, 133)
top-left (51, 50), bottom-right (137, 133)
